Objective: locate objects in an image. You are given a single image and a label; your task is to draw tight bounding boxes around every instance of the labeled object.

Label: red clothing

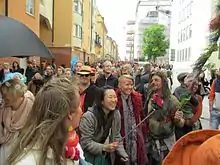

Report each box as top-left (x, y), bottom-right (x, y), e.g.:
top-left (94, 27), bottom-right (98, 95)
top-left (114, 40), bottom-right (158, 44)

top-left (191, 95), bottom-right (203, 124)
top-left (116, 90), bottom-right (148, 165)
top-left (80, 89), bottom-right (85, 113)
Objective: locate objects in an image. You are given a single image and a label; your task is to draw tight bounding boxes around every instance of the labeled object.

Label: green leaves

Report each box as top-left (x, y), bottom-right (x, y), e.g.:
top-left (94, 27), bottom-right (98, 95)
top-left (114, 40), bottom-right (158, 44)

top-left (193, 43), bottom-right (218, 77)
top-left (142, 24), bottom-right (169, 61)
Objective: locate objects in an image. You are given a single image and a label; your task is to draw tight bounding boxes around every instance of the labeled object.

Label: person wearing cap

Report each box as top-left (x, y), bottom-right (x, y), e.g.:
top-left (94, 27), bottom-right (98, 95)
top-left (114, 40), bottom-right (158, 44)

top-left (173, 73), bottom-right (200, 140)
top-left (78, 66), bottom-right (98, 113)
top-left (163, 129), bottom-right (220, 165)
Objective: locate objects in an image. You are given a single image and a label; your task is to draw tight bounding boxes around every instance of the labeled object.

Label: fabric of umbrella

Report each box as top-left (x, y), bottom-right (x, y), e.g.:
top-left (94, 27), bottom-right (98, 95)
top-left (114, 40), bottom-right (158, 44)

top-left (0, 15), bottom-right (54, 59)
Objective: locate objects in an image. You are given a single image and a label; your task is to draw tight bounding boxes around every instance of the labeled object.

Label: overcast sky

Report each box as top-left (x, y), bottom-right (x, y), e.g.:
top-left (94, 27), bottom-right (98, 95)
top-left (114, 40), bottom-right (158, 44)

top-left (96, 0), bottom-right (137, 59)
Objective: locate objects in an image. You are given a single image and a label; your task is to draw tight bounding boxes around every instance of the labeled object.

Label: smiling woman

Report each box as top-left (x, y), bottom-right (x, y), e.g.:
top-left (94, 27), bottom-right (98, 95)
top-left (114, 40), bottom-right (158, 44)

top-left (79, 85), bottom-right (128, 164)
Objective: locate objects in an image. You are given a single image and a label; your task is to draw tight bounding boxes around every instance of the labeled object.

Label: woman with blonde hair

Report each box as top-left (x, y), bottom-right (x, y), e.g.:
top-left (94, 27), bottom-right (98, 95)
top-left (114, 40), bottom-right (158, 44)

top-left (65, 68), bottom-right (72, 77)
top-left (0, 72), bottom-right (35, 165)
top-left (8, 78), bottom-right (83, 165)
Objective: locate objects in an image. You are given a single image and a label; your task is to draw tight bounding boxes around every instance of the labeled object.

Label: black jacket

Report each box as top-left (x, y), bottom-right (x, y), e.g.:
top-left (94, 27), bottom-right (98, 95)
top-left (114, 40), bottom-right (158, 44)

top-left (95, 74), bottom-right (118, 88)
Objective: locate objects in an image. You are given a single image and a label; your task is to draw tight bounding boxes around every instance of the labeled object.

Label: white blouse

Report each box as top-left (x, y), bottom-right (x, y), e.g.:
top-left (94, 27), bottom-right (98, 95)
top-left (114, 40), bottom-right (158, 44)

top-left (15, 144), bottom-right (85, 165)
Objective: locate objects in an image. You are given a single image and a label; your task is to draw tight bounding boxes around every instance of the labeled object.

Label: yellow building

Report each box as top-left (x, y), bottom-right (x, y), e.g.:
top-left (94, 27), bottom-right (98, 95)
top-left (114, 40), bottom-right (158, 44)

top-left (39, 0), bottom-right (74, 67)
top-left (104, 36), bottom-right (113, 59)
top-left (82, 0), bottom-right (92, 62)
top-left (39, 0), bottom-right (53, 46)
top-left (0, 0), bottom-right (40, 64)
top-left (112, 40), bottom-right (119, 60)
top-left (104, 36), bottom-right (119, 60)
top-left (95, 9), bottom-right (108, 59)
top-left (72, 0), bottom-right (84, 61)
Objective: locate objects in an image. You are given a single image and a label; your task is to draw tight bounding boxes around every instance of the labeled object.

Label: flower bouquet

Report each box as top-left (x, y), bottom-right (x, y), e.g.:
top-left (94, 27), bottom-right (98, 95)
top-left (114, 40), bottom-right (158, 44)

top-left (151, 93), bottom-right (164, 110)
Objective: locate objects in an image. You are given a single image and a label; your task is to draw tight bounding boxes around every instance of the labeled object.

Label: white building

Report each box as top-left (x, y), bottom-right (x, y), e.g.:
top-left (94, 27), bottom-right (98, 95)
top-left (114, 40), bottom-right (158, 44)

top-left (134, 0), bottom-right (171, 60)
top-left (125, 20), bottom-right (135, 60)
top-left (169, 0), bottom-right (212, 80)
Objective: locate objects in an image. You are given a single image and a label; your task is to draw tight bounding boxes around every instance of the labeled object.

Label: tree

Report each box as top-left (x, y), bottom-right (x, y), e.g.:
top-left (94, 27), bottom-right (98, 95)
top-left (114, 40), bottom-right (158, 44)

top-left (142, 24), bottom-right (169, 61)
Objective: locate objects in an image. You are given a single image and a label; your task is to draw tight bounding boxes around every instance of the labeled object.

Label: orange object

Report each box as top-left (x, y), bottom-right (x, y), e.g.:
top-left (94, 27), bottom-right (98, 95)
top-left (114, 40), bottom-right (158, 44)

top-left (163, 129), bottom-right (220, 165)
top-left (66, 130), bottom-right (79, 147)
top-left (209, 81), bottom-right (215, 102)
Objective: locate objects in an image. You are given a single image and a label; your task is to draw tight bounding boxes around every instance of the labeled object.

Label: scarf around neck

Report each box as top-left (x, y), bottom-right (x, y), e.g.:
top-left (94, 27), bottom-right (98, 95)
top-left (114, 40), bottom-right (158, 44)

top-left (0, 90), bottom-right (34, 144)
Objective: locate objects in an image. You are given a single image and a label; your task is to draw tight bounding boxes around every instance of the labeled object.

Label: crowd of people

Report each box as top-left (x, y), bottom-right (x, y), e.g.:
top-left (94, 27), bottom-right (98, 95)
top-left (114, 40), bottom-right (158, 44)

top-left (0, 59), bottom-right (219, 165)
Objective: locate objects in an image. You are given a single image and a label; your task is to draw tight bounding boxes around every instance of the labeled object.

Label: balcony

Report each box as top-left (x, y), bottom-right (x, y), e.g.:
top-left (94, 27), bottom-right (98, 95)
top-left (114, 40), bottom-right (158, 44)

top-left (138, 17), bottom-right (159, 24)
top-left (126, 20), bottom-right (136, 25)
top-left (126, 50), bottom-right (133, 54)
top-left (126, 43), bottom-right (133, 47)
top-left (126, 30), bottom-right (135, 35)
top-left (95, 34), bottom-right (102, 47)
top-left (40, 0), bottom-right (53, 29)
top-left (126, 36), bottom-right (134, 41)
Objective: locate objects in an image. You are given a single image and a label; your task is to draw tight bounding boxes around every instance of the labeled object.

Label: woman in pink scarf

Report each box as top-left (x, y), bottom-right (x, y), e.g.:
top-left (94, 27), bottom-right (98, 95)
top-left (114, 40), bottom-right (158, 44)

top-left (0, 73), bottom-right (34, 165)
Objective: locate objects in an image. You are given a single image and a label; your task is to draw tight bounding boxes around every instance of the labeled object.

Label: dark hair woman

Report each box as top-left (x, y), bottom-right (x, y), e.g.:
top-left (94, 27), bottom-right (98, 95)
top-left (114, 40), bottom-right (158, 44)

top-left (12, 61), bottom-right (24, 74)
top-left (79, 86), bottom-right (128, 165)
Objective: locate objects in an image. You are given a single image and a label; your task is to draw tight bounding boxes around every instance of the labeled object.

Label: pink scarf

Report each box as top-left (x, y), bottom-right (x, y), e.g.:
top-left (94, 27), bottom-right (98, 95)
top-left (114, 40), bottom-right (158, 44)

top-left (0, 91), bottom-right (34, 144)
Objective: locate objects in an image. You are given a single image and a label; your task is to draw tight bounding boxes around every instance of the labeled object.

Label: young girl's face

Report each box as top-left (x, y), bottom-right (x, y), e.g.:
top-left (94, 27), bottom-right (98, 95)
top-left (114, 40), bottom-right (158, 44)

top-left (102, 89), bottom-right (118, 111)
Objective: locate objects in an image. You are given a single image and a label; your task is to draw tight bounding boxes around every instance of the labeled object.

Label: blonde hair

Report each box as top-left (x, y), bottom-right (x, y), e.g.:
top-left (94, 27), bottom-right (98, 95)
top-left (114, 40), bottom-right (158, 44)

top-left (64, 68), bottom-right (71, 73)
top-left (118, 74), bottom-right (134, 83)
top-left (8, 77), bottom-right (80, 165)
top-left (1, 79), bottom-right (27, 98)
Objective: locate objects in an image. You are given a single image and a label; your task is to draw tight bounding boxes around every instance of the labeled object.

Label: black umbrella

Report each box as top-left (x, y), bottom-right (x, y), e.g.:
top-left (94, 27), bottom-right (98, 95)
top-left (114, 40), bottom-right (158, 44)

top-left (0, 15), bottom-right (54, 59)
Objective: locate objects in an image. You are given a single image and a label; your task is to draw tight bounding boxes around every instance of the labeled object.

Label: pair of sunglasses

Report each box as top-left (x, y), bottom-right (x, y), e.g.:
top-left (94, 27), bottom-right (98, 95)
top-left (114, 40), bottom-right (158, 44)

top-left (78, 74), bottom-right (90, 77)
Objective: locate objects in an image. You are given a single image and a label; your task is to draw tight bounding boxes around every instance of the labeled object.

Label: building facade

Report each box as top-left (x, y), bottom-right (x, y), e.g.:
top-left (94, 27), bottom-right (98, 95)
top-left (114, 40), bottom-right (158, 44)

top-left (0, 0), bottom-right (40, 65)
top-left (125, 20), bottom-right (135, 61)
top-left (95, 9), bottom-right (108, 59)
top-left (82, 0), bottom-right (92, 62)
top-left (103, 36), bottom-right (118, 60)
top-left (0, 0), bottom-right (118, 66)
top-left (134, 0), bottom-right (171, 60)
top-left (169, 0), bottom-right (212, 78)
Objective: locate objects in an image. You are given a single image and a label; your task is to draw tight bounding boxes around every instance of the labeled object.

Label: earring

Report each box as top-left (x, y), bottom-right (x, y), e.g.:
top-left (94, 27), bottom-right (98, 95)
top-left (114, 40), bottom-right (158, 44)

top-left (68, 126), bottom-right (73, 132)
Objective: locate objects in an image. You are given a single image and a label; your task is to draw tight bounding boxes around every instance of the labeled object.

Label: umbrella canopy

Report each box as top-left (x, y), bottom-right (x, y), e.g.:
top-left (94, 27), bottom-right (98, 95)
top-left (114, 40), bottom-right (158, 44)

top-left (0, 16), bottom-right (54, 59)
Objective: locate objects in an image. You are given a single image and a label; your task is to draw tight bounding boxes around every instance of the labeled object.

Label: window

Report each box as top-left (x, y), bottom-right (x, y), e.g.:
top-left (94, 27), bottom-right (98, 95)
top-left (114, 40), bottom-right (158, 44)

top-left (177, 50), bottom-right (180, 62)
top-left (180, 30), bottom-right (183, 42)
top-left (185, 48), bottom-right (187, 61)
top-left (189, 2), bottom-right (192, 16)
top-left (74, 0), bottom-right (82, 15)
top-left (188, 47), bottom-right (191, 61)
top-left (74, 24), bottom-right (82, 39)
top-left (183, 28), bottom-right (186, 41)
top-left (178, 32), bottom-right (180, 43)
top-left (182, 49), bottom-right (184, 62)
top-left (170, 49), bottom-right (175, 61)
top-left (185, 26), bottom-right (188, 40)
top-left (189, 24), bottom-right (192, 38)
top-left (26, 0), bottom-right (34, 15)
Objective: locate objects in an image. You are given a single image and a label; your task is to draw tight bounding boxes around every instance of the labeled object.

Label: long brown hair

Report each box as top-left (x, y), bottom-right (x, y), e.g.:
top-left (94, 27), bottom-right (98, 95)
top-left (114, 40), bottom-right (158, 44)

top-left (8, 78), bottom-right (80, 165)
top-left (148, 71), bottom-right (171, 99)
